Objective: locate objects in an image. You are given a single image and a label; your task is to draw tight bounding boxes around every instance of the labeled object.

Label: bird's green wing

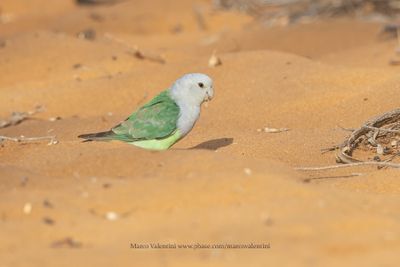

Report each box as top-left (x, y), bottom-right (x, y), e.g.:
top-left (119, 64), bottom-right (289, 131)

top-left (111, 90), bottom-right (180, 142)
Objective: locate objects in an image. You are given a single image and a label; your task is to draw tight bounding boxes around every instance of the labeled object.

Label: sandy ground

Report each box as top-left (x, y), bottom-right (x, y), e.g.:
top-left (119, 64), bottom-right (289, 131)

top-left (1, 0), bottom-right (400, 266)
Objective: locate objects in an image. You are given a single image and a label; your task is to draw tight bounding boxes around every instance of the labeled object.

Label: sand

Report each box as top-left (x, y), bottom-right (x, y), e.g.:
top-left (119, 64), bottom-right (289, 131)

top-left (1, 0), bottom-right (400, 266)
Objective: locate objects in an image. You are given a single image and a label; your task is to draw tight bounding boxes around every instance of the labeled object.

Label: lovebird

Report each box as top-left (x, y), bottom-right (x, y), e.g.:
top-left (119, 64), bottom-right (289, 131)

top-left (78, 73), bottom-right (214, 150)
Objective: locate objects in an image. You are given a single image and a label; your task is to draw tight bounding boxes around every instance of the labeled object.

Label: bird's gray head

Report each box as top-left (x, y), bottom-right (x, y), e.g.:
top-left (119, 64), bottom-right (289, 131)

top-left (169, 73), bottom-right (214, 106)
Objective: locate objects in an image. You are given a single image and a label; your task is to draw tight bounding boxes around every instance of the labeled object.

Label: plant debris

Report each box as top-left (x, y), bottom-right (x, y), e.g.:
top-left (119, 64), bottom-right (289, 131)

top-left (77, 28), bottom-right (96, 41)
top-left (302, 173), bottom-right (363, 182)
top-left (299, 108), bottom-right (400, 171)
top-left (43, 199), bottom-right (54, 208)
top-left (333, 109), bottom-right (400, 164)
top-left (0, 135), bottom-right (58, 145)
top-left (380, 23), bottom-right (400, 39)
top-left (51, 237), bottom-right (82, 248)
top-left (104, 33), bottom-right (166, 64)
top-left (0, 105), bottom-right (44, 129)
top-left (258, 127), bottom-right (290, 133)
top-left (296, 161), bottom-right (400, 171)
top-left (215, 0), bottom-right (400, 25)
top-left (43, 217), bottom-right (55, 225)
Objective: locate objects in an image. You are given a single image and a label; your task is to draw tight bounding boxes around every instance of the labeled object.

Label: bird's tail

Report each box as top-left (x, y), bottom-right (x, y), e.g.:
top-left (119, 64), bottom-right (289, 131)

top-left (78, 131), bottom-right (115, 142)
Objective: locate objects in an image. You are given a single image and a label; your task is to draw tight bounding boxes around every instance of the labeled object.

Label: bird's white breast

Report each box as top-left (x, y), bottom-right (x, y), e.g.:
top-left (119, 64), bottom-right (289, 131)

top-left (176, 103), bottom-right (200, 136)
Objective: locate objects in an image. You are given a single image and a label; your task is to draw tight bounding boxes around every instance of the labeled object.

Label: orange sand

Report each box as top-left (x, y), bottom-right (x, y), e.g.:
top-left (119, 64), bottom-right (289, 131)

top-left (1, 0), bottom-right (400, 266)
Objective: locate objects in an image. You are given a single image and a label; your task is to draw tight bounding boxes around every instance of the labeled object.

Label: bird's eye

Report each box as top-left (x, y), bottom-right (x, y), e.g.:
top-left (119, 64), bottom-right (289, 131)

top-left (198, 82), bottom-right (204, 88)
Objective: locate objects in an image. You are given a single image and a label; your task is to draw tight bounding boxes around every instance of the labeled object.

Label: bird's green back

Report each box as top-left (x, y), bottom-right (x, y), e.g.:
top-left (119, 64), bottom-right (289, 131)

top-left (111, 90), bottom-right (180, 142)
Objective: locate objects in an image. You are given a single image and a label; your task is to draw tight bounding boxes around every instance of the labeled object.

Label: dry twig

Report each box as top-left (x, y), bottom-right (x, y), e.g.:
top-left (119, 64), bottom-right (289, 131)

top-left (51, 237), bottom-right (82, 248)
top-left (104, 33), bottom-right (165, 64)
top-left (258, 127), bottom-right (290, 133)
top-left (303, 173), bottom-right (363, 182)
top-left (296, 161), bottom-right (400, 171)
top-left (311, 109), bottom-right (400, 172)
top-left (0, 106), bottom-right (44, 129)
top-left (0, 135), bottom-right (57, 145)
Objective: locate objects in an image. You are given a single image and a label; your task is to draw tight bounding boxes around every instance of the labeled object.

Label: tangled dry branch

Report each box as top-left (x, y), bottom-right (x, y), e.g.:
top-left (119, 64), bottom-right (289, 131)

top-left (298, 109), bottom-right (400, 171)
top-left (335, 109), bottom-right (400, 164)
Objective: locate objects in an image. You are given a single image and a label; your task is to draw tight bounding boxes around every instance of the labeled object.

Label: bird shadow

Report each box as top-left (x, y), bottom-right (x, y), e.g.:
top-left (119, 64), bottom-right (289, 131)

top-left (190, 137), bottom-right (233, 151)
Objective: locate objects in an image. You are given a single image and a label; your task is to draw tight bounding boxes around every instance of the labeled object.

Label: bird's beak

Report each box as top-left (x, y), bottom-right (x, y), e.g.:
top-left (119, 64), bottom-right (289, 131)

top-left (205, 87), bottom-right (214, 102)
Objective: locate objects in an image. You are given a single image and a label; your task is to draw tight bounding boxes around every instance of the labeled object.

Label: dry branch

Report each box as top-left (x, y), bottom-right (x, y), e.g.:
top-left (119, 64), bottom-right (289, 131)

top-left (312, 108), bottom-right (400, 173)
top-left (337, 108), bottom-right (400, 163)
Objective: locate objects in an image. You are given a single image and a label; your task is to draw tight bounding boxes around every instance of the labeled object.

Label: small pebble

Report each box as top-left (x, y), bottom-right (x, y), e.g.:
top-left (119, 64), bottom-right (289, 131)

top-left (23, 203), bottom-right (32, 214)
top-left (49, 116), bottom-right (62, 122)
top-left (259, 212), bottom-right (273, 226)
top-left (47, 139), bottom-right (59, 145)
top-left (208, 54), bottom-right (222, 67)
top-left (105, 211), bottom-right (119, 221)
top-left (377, 144), bottom-right (384, 155)
top-left (102, 183), bottom-right (112, 189)
top-left (244, 168), bottom-right (252, 176)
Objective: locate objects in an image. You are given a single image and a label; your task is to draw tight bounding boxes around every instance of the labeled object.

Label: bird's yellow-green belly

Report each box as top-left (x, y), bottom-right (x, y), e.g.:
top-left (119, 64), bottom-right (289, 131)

top-left (129, 130), bottom-right (181, 151)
